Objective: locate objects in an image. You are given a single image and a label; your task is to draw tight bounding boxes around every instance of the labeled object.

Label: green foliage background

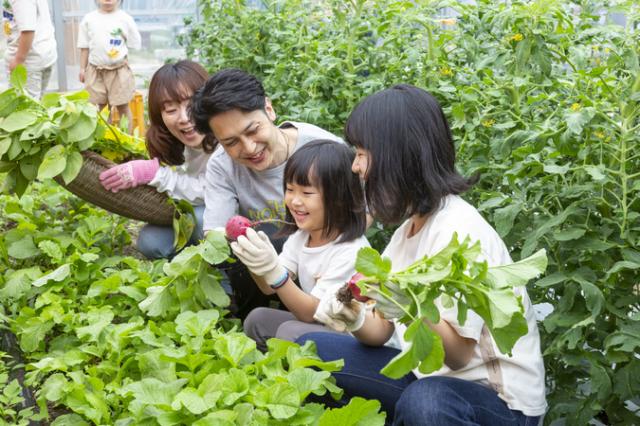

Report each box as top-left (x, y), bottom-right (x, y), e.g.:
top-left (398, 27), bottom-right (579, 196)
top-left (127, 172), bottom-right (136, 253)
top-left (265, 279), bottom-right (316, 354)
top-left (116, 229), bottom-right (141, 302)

top-left (180, 0), bottom-right (640, 423)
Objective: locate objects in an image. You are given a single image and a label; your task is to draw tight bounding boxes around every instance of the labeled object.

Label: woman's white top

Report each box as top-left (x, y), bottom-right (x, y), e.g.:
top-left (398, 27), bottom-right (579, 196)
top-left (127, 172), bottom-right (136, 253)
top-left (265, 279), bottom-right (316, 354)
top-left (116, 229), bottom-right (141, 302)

top-left (149, 146), bottom-right (212, 205)
top-left (383, 195), bottom-right (547, 417)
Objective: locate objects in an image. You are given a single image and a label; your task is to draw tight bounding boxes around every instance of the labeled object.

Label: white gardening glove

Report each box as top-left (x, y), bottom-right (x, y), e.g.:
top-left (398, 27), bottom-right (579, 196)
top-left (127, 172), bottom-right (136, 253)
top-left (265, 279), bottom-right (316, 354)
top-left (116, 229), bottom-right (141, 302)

top-left (367, 281), bottom-right (410, 320)
top-left (314, 291), bottom-right (366, 333)
top-left (230, 228), bottom-right (287, 286)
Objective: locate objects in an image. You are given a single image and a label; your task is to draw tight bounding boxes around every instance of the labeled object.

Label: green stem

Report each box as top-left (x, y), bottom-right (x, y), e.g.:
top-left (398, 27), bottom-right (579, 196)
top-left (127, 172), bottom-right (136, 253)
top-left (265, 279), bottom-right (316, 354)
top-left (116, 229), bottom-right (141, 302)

top-left (408, 288), bottom-right (422, 318)
top-left (96, 112), bottom-right (124, 149)
top-left (345, 0), bottom-right (363, 75)
top-left (548, 47), bottom-right (578, 73)
top-left (115, 356), bottom-right (136, 384)
top-left (361, 281), bottom-right (415, 320)
top-left (510, 86), bottom-right (521, 116)
top-left (426, 23), bottom-right (435, 63)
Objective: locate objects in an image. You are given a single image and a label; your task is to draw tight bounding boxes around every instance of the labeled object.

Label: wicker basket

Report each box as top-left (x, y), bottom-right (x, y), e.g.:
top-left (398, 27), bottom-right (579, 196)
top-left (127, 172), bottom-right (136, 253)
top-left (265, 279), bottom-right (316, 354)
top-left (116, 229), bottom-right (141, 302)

top-left (54, 151), bottom-right (175, 225)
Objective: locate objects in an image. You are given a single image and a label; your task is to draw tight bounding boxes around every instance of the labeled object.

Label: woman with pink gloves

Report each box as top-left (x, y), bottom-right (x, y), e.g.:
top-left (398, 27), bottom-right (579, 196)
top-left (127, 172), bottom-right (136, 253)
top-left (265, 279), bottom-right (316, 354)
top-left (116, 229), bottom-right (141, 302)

top-left (99, 60), bottom-right (217, 258)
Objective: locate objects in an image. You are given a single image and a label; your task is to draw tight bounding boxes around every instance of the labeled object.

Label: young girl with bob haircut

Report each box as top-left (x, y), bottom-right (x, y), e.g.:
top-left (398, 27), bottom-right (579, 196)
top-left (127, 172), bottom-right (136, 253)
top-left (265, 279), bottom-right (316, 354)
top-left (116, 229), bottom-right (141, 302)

top-left (230, 139), bottom-right (370, 350)
top-left (305, 85), bottom-right (547, 425)
top-left (99, 60), bottom-right (217, 259)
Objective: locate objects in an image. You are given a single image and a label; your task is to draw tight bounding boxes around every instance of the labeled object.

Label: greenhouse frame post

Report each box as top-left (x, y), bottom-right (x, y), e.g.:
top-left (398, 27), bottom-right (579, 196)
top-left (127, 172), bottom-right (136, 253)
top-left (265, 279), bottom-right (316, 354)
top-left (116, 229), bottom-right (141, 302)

top-left (51, 1), bottom-right (67, 92)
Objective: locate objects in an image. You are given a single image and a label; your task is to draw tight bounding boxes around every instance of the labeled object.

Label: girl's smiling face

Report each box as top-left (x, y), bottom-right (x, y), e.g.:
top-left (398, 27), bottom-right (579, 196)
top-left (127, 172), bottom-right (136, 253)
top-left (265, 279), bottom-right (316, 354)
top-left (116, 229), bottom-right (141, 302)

top-left (284, 179), bottom-right (327, 245)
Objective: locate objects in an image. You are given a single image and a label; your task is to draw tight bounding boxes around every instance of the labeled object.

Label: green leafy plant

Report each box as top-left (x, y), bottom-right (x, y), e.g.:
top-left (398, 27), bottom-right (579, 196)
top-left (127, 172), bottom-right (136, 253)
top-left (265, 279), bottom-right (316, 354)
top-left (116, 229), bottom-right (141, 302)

top-left (0, 352), bottom-right (39, 426)
top-left (0, 67), bottom-right (99, 196)
top-left (353, 234), bottom-right (547, 378)
top-left (0, 182), bottom-right (386, 423)
top-left (0, 66), bottom-right (145, 196)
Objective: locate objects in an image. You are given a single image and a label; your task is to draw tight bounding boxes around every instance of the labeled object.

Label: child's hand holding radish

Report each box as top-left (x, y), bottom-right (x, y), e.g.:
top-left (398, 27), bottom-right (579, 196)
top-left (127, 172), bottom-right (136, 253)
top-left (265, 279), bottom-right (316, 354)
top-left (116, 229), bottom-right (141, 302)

top-left (230, 227), bottom-right (289, 289)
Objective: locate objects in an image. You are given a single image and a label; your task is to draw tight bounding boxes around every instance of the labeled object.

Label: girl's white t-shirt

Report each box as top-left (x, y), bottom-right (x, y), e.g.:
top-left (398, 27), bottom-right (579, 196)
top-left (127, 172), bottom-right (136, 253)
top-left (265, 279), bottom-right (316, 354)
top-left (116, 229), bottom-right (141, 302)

top-left (279, 231), bottom-right (370, 299)
top-left (149, 146), bottom-right (213, 206)
top-left (383, 195), bottom-right (547, 417)
top-left (77, 9), bottom-right (141, 67)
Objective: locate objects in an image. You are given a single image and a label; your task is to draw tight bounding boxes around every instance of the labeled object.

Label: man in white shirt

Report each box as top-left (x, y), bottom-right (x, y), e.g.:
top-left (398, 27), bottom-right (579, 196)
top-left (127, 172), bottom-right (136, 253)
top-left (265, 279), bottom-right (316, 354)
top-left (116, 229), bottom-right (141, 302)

top-left (2, 0), bottom-right (57, 99)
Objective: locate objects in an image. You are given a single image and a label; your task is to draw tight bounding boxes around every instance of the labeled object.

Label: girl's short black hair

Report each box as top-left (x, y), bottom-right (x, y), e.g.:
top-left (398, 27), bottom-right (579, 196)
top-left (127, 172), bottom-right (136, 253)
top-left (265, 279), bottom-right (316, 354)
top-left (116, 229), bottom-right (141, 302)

top-left (281, 140), bottom-right (366, 243)
top-left (345, 84), bottom-right (476, 225)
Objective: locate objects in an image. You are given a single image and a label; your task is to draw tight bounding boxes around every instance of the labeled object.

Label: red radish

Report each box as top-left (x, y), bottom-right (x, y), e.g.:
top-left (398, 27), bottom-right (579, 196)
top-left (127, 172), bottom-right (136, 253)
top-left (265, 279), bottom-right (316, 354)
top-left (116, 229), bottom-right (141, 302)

top-left (225, 215), bottom-right (295, 241)
top-left (348, 272), bottom-right (370, 302)
top-left (225, 215), bottom-right (253, 241)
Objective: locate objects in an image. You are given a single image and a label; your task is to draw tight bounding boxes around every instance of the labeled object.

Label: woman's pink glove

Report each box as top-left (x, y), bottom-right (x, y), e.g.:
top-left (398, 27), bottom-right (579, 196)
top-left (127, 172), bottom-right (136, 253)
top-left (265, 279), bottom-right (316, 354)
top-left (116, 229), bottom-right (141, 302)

top-left (99, 158), bottom-right (160, 192)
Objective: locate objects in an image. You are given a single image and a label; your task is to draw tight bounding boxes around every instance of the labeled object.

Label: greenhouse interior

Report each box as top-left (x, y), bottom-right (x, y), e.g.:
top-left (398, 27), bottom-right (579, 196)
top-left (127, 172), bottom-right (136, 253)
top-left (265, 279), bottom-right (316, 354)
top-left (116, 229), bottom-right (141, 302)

top-left (0, 1), bottom-right (638, 425)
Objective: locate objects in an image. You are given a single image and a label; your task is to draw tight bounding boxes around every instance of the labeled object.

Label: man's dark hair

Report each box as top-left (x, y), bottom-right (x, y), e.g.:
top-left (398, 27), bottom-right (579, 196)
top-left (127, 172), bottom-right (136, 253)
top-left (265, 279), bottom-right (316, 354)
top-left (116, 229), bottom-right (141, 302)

top-left (191, 68), bottom-right (267, 135)
top-left (345, 84), bottom-right (476, 225)
top-left (281, 140), bottom-right (366, 243)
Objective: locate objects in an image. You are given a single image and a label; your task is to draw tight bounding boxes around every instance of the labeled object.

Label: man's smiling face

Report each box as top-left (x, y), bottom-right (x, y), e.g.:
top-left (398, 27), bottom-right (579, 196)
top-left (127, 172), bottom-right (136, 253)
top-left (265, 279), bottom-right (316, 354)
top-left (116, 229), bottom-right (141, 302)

top-left (208, 100), bottom-right (283, 171)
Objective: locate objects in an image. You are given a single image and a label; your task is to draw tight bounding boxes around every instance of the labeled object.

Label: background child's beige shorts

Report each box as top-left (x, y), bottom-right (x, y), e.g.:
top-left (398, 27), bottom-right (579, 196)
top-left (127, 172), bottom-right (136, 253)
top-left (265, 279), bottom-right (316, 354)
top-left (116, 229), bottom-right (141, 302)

top-left (85, 62), bottom-right (135, 106)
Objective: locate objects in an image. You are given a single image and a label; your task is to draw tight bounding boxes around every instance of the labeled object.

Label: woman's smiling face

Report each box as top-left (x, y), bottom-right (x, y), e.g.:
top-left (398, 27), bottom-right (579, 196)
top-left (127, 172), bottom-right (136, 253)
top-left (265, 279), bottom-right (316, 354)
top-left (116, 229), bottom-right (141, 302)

top-left (161, 95), bottom-right (204, 148)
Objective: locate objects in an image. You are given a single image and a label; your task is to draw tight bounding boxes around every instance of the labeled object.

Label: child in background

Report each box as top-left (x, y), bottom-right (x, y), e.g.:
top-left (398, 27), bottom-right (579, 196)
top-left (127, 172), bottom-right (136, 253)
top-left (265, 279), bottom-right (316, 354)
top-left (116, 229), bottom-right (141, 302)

top-left (231, 140), bottom-right (370, 350)
top-left (77, 0), bottom-right (141, 133)
top-left (99, 60), bottom-right (217, 259)
top-left (2, 0), bottom-right (57, 99)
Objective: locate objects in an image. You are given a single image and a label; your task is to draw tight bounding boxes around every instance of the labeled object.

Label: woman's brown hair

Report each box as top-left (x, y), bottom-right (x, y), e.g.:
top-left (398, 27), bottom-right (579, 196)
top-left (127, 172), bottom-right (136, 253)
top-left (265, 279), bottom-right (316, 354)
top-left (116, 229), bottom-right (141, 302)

top-left (146, 60), bottom-right (216, 165)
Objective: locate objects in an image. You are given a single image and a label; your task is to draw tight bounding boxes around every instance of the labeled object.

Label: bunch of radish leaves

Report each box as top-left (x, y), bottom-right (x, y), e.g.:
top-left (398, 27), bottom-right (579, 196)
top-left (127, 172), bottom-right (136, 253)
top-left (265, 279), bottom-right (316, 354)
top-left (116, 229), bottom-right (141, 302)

top-left (354, 233), bottom-right (547, 379)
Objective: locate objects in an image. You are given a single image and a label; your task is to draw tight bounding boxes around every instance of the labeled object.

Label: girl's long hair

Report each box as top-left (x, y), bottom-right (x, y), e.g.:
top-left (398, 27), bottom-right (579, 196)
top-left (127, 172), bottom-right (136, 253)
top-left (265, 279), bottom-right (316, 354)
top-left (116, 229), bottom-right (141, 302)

top-left (345, 84), bottom-right (476, 224)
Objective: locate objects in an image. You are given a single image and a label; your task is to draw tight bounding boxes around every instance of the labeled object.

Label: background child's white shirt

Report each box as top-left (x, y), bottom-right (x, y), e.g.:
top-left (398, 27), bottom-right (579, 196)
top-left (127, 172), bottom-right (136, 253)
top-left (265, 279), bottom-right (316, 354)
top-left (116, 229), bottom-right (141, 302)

top-left (3, 0), bottom-right (57, 70)
top-left (149, 146), bottom-right (213, 206)
top-left (383, 195), bottom-right (547, 417)
top-left (77, 9), bottom-right (141, 67)
top-left (279, 230), bottom-right (370, 299)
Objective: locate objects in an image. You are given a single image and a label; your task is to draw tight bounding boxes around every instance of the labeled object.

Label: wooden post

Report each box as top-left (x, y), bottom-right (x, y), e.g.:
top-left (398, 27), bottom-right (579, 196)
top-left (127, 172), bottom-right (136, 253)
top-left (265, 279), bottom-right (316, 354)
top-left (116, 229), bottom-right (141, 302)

top-left (110, 91), bottom-right (146, 136)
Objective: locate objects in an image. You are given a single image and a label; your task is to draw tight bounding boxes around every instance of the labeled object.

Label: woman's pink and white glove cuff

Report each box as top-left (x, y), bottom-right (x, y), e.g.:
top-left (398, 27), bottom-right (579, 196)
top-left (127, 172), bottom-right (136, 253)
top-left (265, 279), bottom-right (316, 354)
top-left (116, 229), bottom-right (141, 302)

top-left (230, 228), bottom-right (287, 287)
top-left (314, 293), bottom-right (366, 333)
top-left (99, 158), bottom-right (160, 192)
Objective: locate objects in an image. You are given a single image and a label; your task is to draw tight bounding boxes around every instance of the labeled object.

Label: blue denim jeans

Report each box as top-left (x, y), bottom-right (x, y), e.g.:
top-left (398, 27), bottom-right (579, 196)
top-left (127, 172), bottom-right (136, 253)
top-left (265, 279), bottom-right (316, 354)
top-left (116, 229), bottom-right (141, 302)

top-left (136, 205), bottom-right (205, 259)
top-left (296, 332), bottom-right (541, 426)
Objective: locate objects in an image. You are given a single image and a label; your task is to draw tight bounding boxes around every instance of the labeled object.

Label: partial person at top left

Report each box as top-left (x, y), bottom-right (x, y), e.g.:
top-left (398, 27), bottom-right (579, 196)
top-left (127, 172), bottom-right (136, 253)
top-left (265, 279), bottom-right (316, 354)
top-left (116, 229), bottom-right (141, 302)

top-left (2, 0), bottom-right (57, 99)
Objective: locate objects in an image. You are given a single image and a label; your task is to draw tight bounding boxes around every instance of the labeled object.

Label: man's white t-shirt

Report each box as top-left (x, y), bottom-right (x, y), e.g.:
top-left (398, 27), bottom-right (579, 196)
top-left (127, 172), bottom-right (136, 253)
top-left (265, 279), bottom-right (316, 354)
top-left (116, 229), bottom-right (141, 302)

top-left (77, 9), bottom-right (141, 67)
top-left (2, 0), bottom-right (57, 70)
top-left (279, 231), bottom-right (370, 300)
top-left (383, 195), bottom-right (547, 417)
